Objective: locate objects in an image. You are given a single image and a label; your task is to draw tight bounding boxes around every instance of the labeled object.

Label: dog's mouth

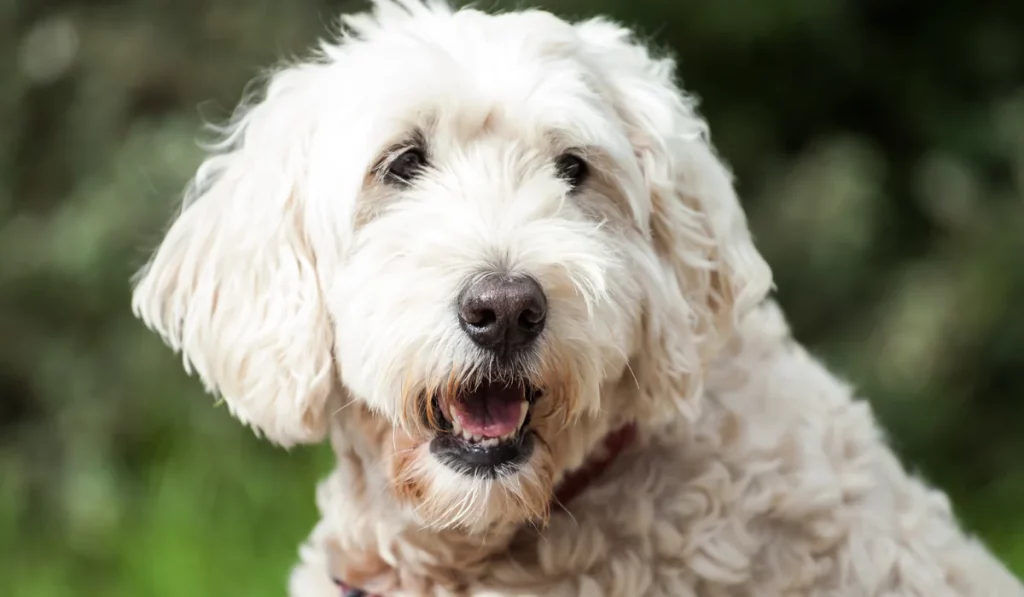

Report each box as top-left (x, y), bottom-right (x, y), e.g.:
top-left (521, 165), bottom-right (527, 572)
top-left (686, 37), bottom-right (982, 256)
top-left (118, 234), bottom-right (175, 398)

top-left (427, 379), bottom-right (540, 477)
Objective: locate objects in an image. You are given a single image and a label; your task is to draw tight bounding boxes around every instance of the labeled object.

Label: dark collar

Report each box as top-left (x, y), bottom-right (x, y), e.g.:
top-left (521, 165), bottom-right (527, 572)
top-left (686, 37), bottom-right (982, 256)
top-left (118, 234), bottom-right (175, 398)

top-left (334, 423), bottom-right (638, 596)
top-left (551, 423), bottom-right (637, 508)
top-left (333, 579), bottom-right (377, 597)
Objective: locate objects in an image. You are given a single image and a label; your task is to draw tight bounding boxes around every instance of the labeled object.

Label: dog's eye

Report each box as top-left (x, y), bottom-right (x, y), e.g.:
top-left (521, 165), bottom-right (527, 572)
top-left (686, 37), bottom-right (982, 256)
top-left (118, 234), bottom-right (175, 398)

top-left (554, 153), bottom-right (589, 191)
top-left (385, 147), bottom-right (427, 184)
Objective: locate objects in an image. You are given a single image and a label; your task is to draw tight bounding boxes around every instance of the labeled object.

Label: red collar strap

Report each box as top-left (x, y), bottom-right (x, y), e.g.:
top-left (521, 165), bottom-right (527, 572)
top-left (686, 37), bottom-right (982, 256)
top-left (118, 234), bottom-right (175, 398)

top-left (334, 423), bottom-right (637, 596)
top-left (334, 578), bottom-right (377, 597)
top-left (551, 423), bottom-right (637, 508)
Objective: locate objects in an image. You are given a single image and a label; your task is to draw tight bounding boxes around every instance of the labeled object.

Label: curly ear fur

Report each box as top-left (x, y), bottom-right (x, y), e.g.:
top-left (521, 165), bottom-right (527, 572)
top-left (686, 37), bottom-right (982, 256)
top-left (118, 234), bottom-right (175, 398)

top-left (577, 19), bottom-right (774, 420)
top-left (132, 63), bottom-right (336, 447)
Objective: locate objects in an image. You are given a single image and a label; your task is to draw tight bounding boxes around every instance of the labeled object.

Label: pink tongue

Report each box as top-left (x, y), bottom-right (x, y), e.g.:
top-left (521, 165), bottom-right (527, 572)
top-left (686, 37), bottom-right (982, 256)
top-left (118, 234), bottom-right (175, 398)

top-left (451, 383), bottom-right (524, 438)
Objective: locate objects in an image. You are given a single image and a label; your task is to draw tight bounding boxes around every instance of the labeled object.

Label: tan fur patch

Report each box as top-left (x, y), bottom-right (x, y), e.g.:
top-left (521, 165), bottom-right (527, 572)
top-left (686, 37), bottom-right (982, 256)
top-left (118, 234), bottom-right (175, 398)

top-left (387, 432), bottom-right (429, 506)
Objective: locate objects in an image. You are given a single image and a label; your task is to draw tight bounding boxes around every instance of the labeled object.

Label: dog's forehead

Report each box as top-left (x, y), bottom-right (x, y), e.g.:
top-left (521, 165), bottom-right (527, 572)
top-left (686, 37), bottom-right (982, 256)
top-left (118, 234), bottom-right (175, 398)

top-left (337, 8), bottom-right (613, 146)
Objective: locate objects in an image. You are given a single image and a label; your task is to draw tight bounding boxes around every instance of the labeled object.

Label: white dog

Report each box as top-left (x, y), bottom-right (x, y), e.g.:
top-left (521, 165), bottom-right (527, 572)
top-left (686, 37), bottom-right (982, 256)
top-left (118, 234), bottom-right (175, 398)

top-left (131, 1), bottom-right (1024, 595)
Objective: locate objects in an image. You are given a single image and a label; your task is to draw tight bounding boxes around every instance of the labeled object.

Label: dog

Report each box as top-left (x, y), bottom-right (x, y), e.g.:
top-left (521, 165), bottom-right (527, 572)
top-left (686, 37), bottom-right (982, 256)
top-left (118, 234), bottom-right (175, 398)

top-left (130, 1), bottom-right (1024, 595)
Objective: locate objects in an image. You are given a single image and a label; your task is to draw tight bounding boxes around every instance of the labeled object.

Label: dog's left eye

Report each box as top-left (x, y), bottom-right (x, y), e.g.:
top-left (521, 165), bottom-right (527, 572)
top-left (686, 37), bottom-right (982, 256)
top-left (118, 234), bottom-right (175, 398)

top-left (554, 153), bottom-right (589, 191)
top-left (385, 147), bottom-right (428, 184)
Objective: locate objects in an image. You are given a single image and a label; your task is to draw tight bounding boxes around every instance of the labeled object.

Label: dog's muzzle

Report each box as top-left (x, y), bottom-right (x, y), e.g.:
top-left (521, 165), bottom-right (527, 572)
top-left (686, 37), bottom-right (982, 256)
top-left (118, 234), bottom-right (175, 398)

top-left (425, 273), bottom-right (547, 476)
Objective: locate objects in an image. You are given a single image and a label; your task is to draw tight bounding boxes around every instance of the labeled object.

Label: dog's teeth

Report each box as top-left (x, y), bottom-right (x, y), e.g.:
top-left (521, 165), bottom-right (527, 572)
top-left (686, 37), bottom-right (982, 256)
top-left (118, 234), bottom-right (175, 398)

top-left (480, 438), bottom-right (499, 448)
top-left (460, 429), bottom-right (474, 442)
top-left (517, 401), bottom-right (529, 430)
top-left (448, 404), bottom-right (461, 433)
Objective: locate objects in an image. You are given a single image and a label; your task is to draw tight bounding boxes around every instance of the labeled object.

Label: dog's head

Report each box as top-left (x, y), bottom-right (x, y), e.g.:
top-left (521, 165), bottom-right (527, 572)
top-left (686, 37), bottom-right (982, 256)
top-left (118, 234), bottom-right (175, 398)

top-left (132, 0), bottom-right (771, 534)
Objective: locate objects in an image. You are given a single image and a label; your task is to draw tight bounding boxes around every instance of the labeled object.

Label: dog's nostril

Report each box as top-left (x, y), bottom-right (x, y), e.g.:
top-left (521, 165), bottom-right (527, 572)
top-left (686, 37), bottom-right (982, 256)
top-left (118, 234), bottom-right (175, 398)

top-left (519, 307), bottom-right (544, 327)
top-left (462, 307), bottom-right (497, 328)
top-left (458, 275), bottom-right (547, 352)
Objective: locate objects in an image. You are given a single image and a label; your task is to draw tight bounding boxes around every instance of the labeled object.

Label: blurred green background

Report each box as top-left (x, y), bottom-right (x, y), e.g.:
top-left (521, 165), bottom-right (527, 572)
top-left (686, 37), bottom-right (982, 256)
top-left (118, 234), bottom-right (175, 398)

top-left (2, 0), bottom-right (1022, 595)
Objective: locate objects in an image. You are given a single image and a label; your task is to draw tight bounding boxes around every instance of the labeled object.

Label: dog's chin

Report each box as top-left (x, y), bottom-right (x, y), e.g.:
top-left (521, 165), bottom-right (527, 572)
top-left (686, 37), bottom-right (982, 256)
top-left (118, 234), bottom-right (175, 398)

top-left (426, 379), bottom-right (542, 478)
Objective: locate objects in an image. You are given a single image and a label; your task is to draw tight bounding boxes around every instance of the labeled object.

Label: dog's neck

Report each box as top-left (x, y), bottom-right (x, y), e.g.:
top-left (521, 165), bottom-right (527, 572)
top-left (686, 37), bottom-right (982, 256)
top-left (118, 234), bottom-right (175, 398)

top-left (327, 406), bottom-right (640, 594)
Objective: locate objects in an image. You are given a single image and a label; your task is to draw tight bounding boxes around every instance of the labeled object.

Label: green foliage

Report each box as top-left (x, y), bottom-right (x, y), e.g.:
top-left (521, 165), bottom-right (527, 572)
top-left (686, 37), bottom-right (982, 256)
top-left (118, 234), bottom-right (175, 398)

top-left (2, 0), bottom-right (1022, 594)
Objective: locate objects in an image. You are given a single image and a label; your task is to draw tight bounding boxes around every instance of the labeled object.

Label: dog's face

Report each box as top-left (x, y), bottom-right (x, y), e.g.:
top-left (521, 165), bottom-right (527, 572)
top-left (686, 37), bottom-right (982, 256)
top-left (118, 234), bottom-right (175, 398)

top-left (132, 1), bottom-right (770, 534)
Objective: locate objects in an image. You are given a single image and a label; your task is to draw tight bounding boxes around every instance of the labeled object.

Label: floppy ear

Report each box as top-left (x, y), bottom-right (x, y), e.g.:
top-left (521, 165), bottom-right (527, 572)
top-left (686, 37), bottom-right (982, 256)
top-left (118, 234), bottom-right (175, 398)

top-left (577, 19), bottom-right (773, 419)
top-left (132, 63), bottom-right (336, 447)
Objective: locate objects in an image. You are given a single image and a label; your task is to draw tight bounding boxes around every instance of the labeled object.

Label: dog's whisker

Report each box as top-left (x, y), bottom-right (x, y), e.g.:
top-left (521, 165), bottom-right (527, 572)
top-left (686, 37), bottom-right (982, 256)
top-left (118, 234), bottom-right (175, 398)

top-left (611, 345), bottom-right (640, 392)
top-left (331, 396), bottom-right (362, 416)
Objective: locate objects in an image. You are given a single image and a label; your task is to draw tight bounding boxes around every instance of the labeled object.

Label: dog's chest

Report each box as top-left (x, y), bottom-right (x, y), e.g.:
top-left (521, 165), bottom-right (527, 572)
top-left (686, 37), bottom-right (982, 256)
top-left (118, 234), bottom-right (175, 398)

top-left (459, 421), bottom-right (853, 597)
top-left (457, 431), bottom-right (765, 596)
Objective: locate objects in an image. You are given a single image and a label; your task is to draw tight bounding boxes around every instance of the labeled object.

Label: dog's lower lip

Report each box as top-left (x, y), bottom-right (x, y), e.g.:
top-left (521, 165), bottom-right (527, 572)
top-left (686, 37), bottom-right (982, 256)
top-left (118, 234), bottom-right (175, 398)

top-left (429, 429), bottom-right (534, 477)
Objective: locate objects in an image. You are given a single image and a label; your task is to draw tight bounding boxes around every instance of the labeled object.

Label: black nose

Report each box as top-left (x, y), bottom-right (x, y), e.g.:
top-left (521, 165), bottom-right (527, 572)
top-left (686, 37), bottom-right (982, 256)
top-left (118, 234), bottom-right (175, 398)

top-left (458, 275), bottom-right (547, 353)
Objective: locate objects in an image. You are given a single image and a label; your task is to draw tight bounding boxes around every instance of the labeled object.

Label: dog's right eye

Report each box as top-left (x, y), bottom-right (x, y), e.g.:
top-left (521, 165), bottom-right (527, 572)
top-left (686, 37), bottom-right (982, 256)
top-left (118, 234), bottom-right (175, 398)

top-left (384, 147), bottom-right (427, 184)
top-left (554, 153), bottom-right (589, 192)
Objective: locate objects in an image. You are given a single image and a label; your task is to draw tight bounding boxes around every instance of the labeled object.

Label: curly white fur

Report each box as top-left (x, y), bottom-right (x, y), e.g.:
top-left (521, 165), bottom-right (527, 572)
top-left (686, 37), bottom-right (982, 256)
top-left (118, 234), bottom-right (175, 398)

top-left (131, 1), bottom-right (1023, 595)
